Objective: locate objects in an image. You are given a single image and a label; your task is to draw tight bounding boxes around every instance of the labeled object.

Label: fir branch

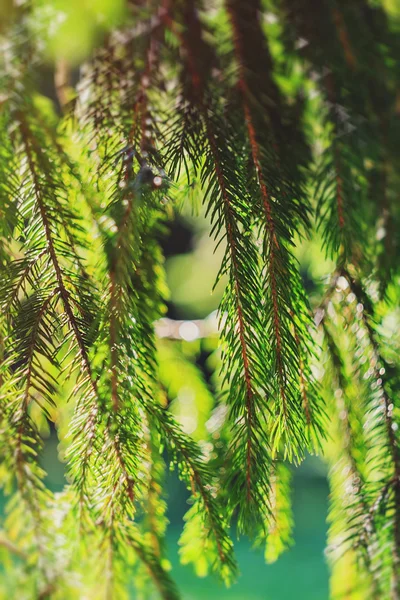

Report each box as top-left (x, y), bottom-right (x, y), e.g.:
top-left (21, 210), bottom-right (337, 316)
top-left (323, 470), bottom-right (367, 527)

top-left (1, 3), bottom-right (400, 597)
top-left (18, 112), bottom-right (95, 380)
top-left (227, 0), bottom-right (322, 457)
top-left (163, 0), bottom-right (273, 533)
top-left (342, 269), bottom-right (400, 594)
top-left (314, 76), bottom-right (369, 261)
top-left (16, 108), bottom-right (141, 545)
top-left (144, 401), bottom-right (237, 583)
top-left (322, 318), bottom-right (381, 598)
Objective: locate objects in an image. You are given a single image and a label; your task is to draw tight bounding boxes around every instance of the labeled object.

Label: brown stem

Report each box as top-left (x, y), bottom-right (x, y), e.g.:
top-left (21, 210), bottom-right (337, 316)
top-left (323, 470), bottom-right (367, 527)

top-left (331, 7), bottom-right (357, 71)
top-left (19, 113), bottom-right (136, 510)
top-left (227, 1), bottom-right (288, 418)
top-left (162, 7), bottom-right (257, 502)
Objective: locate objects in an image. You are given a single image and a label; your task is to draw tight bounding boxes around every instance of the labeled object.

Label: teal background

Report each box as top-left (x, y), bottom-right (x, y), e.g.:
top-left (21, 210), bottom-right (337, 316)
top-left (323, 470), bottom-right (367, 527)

top-left (167, 471), bottom-right (329, 600)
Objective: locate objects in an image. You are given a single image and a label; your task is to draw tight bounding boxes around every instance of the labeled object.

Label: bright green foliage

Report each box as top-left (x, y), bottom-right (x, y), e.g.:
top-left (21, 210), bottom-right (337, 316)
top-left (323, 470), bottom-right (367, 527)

top-left (0, 0), bottom-right (399, 598)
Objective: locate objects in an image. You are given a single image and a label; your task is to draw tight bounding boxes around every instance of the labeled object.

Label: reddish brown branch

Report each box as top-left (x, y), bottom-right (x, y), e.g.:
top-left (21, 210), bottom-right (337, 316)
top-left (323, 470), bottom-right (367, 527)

top-left (292, 320), bottom-right (311, 425)
top-left (227, 4), bottom-right (288, 418)
top-left (19, 113), bottom-right (136, 508)
top-left (162, 6), bottom-right (257, 501)
top-left (331, 7), bottom-right (357, 71)
top-left (334, 147), bottom-right (345, 230)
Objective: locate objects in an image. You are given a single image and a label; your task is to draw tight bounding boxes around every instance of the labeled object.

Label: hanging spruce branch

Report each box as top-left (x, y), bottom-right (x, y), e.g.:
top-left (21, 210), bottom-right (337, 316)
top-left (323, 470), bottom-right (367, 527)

top-left (0, 1), bottom-right (400, 598)
top-left (226, 0), bottom-right (324, 459)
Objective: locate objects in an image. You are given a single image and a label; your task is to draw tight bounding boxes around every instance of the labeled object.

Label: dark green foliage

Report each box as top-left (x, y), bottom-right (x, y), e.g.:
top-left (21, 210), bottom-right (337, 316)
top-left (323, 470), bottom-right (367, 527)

top-left (0, 1), bottom-right (399, 598)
